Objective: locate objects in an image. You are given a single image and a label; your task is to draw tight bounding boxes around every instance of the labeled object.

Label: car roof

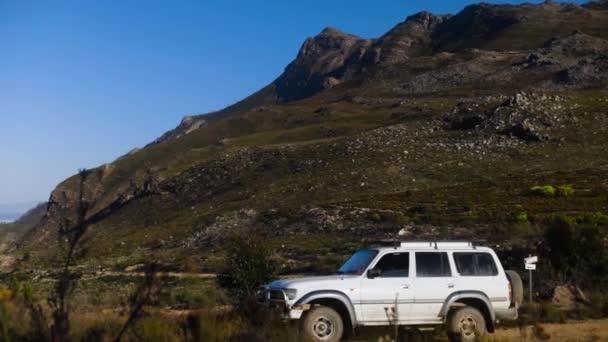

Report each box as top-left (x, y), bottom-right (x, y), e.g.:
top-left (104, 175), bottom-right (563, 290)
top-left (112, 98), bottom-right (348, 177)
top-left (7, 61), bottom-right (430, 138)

top-left (373, 242), bottom-right (494, 253)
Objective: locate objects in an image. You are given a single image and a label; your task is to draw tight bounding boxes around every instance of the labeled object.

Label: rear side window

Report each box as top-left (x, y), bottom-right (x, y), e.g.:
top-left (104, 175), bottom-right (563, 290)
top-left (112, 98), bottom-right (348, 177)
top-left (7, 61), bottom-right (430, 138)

top-left (415, 252), bottom-right (451, 277)
top-left (374, 253), bottom-right (410, 277)
top-left (454, 252), bottom-right (498, 276)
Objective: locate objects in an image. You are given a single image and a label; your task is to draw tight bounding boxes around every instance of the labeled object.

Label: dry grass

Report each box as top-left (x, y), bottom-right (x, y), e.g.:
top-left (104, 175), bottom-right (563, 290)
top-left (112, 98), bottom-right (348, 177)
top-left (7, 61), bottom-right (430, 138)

top-left (490, 320), bottom-right (608, 342)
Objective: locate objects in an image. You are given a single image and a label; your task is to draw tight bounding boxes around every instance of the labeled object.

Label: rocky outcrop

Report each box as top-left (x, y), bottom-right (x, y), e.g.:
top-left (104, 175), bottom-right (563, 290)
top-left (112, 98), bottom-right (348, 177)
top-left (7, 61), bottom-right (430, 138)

top-left (552, 285), bottom-right (589, 309)
top-left (274, 27), bottom-right (373, 102)
top-left (274, 12), bottom-right (449, 102)
top-left (521, 32), bottom-right (608, 87)
top-left (363, 12), bottom-right (449, 65)
top-left (445, 92), bottom-right (576, 141)
top-left (152, 115), bottom-right (209, 144)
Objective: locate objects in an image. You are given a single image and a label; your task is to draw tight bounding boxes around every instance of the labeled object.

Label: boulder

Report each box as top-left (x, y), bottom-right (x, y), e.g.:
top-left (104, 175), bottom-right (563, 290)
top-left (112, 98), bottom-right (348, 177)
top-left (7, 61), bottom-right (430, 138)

top-left (552, 285), bottom-right (589, 309)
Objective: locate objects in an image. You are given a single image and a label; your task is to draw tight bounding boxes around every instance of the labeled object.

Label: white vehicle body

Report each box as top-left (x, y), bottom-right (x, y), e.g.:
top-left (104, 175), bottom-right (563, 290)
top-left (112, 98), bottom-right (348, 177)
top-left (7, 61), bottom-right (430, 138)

top-left (261, 242), bottom-right (518, 334)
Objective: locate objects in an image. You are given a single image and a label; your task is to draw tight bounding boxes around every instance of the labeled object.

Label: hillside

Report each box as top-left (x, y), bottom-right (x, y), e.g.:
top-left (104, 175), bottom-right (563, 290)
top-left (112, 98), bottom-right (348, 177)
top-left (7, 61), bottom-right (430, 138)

top-left (18, 1), bottom-right (608, 272)
top-left (0, 202), bottom-right (46, 269)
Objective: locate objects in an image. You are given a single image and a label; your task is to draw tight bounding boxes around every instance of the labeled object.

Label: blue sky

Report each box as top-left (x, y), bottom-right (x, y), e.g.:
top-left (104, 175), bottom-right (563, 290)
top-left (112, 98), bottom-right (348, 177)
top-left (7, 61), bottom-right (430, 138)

top-left (0, 0), bottom-right (586, 212)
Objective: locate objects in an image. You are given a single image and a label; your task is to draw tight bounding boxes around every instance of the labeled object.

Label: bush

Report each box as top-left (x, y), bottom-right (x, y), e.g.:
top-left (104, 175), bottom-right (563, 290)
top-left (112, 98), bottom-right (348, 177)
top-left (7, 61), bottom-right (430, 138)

top-left (578, 211), bottom-right (608, 225)
top-left (217, 235), bottom-right (277, 307)
top-left (556, 185), bottom-right (575, 197)
top-left (368, 212), bottom-right (383, 222)
top-left (543, 215), bottom-right (608, 288)
top-left (0, 287), bottom-right (13, 340)
top-left (515, 211), bottom-right (529, 223)
top-left (529, 185), bottom-right (556, 197)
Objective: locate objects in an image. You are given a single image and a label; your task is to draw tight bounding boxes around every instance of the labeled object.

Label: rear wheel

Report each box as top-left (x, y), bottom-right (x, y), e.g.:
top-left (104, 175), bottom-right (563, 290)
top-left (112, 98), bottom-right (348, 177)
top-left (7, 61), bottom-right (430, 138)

top-left (301, 306), bottom-right (344, 342)
top-left (447, 306), bottom-right (487, 342)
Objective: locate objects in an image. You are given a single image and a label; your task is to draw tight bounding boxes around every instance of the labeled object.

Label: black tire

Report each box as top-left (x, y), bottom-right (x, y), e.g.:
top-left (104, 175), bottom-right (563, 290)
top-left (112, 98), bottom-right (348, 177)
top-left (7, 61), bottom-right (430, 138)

top-left (301, 306), bottom-right (344, 342)
top-left (506, 270), bottom-right (524, 307)
top-left (447, 306), bottom-right (487, 342)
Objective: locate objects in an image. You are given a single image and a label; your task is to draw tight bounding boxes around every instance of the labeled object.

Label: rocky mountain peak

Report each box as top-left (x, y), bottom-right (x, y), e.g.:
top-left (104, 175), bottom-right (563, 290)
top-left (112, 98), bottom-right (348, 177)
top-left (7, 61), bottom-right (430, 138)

top-left (319, 26), bottom-right (348, 36)
top-left (404, 11), bottom-right (450, 29)
top-left (296, 27), bottom-right (365, 60)
top-left (275, 28), bottom-right (372, 102)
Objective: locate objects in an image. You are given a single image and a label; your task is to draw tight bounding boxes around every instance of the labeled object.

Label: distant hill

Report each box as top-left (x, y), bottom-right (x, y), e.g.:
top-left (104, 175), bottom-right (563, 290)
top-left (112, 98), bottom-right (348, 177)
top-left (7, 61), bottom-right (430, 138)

top-left (19, 1), bottom-right (608, 271)
top-left (0, 202), bottom-right (46, 238)
top-left (0, 201), bottom-right (43, 222)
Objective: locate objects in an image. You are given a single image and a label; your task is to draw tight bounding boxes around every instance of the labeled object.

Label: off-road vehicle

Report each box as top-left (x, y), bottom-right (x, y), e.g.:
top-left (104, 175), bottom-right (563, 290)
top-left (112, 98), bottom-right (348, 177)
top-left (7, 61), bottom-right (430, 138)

top-left (260, 242), bottom-right (523, 341)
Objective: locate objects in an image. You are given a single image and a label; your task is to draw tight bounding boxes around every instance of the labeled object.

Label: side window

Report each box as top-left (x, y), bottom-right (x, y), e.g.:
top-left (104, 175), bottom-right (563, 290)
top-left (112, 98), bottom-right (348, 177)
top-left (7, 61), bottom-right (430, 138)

top-left (374, 253), bottom-right (409, 277)
top-left (454, 253), bottom-right (498, 276)
top-left (415, 252), bottom-right (451, 277)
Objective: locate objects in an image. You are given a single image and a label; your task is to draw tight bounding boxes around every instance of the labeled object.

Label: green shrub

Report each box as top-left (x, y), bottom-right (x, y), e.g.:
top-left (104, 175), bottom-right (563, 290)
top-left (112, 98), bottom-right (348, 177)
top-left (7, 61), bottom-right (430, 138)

top-left (549, 213), bottom-right (576, 227)
top-left (589, 211), bottom-right (608, 225)
top-left (385, 212), bottom-right (410, 225)
top-left (556, 185), bottom-right (575, 197)
top-left (217, 235), bottom-right (276, 307)
top-left (368, 212), bottom-right (383, 222)
top-left (529, 185), bottom-right (556, 197)
top-left (517, 211), bottom-right (529, 223)
top-left (512, 222), bottom-right (532, 237)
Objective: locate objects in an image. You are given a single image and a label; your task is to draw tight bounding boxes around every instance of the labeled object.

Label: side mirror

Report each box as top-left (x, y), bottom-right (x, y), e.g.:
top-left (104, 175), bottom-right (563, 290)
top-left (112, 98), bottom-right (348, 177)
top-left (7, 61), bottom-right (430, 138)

top-left (367, 268), bottom-right (381, 279)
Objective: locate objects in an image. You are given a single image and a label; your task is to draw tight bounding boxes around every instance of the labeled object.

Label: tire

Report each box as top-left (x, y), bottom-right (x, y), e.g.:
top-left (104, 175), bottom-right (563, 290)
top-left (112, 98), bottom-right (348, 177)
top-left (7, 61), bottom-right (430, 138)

top-left (301, 306), bottom-right (344, 342)
top-left (506, 270), bottom-right (524, 307)
top-left (447, 306), bottom-right (487, 342)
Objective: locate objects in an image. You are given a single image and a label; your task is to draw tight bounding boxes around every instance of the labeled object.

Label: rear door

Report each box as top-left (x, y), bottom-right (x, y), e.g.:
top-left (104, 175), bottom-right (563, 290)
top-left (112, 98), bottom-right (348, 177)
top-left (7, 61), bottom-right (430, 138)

top-left (411, 252), bottom-right (455, 321)
top-left (359, 252), bottom-right (413, 323)
top-left (452, 251), bottom-right (510, 309)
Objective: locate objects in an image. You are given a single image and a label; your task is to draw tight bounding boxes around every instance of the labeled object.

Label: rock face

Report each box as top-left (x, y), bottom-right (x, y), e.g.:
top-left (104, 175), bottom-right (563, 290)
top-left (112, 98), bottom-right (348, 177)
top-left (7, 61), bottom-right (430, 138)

top-left (274, 27), bottom-right (373, 102)
top-left (363, 12), bottom-right (450, 65)
top-left (274, 13), bottom-right (450, 102)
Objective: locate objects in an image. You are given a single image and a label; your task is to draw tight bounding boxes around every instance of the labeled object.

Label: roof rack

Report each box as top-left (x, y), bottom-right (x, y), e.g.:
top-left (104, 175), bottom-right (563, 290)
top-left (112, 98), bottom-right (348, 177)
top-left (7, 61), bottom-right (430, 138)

top-left (399, 240), bottom-right (487, 250)
top-left (371, 238), bottom-right (488, 250)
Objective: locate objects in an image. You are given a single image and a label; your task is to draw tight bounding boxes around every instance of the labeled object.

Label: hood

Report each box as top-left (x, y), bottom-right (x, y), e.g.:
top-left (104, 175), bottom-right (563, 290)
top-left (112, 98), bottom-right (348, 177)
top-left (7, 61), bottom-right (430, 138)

top-left (269, 274), bottom-right (359, 289)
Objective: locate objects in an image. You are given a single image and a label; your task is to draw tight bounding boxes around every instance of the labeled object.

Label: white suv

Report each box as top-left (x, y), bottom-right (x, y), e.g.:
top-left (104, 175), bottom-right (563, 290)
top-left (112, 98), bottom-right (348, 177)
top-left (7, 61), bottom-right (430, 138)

top-left (261, 242), bottom-right (522, 341)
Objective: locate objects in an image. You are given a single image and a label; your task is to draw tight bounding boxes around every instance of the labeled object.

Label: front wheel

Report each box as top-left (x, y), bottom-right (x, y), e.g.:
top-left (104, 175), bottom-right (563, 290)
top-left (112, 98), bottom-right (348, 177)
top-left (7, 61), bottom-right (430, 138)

top-left (447, 306), bottom-right (487, 342)
top-left (301, 306), bottom-right (344, 342)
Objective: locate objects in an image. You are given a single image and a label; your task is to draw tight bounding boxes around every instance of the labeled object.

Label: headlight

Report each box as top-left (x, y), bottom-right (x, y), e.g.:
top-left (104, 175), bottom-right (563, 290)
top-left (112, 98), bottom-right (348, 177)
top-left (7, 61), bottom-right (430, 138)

top-left (284, 288), bottom-right (297, 300)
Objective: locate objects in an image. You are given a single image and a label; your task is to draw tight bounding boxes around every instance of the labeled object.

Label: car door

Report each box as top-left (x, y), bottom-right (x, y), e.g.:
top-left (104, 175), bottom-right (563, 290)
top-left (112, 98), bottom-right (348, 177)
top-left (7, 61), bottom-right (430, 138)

top-left (359, 252), bottom-right (413, 323)
top-left (452, 251), bottom-right (510, 309)
top-left (411, 252), bottom-right (455, 322)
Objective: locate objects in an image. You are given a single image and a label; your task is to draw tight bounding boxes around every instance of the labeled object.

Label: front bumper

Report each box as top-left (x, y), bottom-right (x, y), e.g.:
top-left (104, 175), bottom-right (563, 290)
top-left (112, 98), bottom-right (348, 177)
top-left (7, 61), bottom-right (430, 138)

top-left (257, 287), bottom-right (309, 320)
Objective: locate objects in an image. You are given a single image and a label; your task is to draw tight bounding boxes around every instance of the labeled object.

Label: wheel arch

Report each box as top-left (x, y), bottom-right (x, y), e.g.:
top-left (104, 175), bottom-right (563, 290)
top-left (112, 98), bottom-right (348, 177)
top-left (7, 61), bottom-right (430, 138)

top-left (295, 290), bottom-right (357, 330)
top-left (441, 291), bottom-right (495, 332)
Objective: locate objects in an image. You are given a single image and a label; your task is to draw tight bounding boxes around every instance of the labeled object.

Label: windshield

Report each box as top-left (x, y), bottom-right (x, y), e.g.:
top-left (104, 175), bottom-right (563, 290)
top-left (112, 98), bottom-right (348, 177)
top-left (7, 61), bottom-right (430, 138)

top-left (337, 249), bottom-right (379, 275)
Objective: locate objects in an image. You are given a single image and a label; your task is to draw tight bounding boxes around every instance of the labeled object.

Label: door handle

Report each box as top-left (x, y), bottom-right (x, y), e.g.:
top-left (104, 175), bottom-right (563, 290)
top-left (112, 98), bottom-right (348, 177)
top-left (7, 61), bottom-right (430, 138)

top-left (402, 284), bottom-right (410, 289)
top-left (448, 283), bottom-right (455, 289)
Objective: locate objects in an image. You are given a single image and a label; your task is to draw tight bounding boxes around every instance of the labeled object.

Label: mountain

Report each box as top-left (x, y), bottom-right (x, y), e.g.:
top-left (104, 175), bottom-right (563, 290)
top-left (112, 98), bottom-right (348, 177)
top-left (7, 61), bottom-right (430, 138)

top-left (18, 1), bottom-right (608, 271)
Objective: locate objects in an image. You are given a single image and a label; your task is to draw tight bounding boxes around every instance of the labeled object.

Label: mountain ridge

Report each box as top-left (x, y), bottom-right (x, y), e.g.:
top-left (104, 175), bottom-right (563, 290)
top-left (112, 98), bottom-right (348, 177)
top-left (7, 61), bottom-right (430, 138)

top-left (16, 1), bottom-right (608, 271)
